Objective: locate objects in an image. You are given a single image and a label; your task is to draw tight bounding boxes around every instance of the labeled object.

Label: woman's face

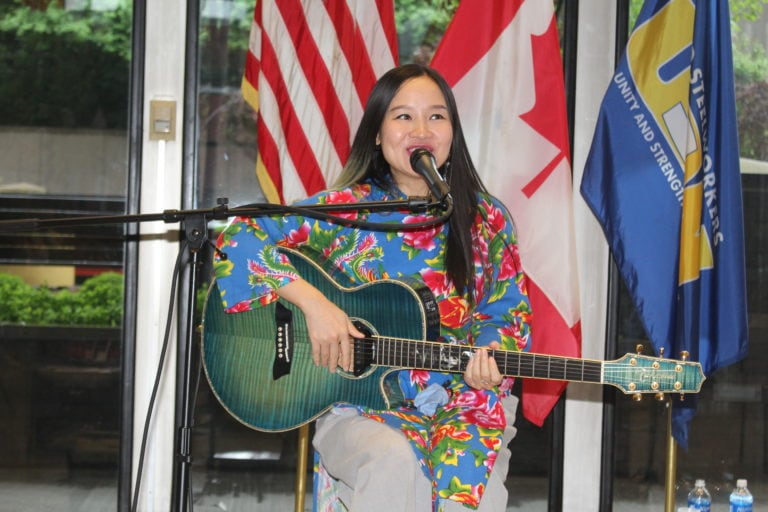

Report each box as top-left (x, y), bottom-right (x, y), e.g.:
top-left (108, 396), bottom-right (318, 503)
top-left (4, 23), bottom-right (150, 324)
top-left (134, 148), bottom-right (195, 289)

top-left (376, 76), bottom-right (453, 197)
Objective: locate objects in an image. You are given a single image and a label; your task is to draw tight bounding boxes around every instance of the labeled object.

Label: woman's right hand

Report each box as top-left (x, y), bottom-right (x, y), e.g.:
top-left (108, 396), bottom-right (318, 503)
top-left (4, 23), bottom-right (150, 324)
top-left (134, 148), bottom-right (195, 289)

top-left (277, 278), bottom-right (364, 373)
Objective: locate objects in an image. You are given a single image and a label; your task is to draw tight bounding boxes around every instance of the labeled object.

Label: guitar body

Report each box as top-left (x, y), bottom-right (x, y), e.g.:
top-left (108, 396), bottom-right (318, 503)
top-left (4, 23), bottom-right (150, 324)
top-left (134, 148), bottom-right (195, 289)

top-left (202, 248), bottom-right (440, 432)
top-left (203, 249), bottom-right (707, 433)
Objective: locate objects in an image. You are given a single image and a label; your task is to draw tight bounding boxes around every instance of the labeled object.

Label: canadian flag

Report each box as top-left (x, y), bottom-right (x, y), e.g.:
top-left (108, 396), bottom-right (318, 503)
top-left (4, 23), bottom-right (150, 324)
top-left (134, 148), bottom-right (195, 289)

top-left (432, 0), bottom-right (581, 426)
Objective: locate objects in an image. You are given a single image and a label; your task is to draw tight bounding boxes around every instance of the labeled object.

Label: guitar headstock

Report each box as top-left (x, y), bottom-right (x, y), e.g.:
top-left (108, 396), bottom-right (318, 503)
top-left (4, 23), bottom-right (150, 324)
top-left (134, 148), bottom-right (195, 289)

top-left (605, 351), bottom-right (706, 398)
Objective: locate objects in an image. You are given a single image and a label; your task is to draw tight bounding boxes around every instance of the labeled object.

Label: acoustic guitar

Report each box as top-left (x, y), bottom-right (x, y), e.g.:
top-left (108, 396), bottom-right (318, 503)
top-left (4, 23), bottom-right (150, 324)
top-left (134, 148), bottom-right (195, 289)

top-left (202, 247), bottom-right (705, 432)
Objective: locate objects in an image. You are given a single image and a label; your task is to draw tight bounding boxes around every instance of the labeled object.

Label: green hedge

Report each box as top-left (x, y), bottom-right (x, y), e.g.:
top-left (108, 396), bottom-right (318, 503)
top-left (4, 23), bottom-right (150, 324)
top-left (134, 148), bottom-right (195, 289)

top-left (0, 272), bottom-right (123, 327)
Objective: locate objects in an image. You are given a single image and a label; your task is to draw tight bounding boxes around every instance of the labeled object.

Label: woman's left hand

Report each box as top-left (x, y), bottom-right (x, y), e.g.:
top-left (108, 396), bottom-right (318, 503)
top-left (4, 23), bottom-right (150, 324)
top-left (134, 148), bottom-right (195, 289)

top-left (464, 341), bottom-right (503, 390)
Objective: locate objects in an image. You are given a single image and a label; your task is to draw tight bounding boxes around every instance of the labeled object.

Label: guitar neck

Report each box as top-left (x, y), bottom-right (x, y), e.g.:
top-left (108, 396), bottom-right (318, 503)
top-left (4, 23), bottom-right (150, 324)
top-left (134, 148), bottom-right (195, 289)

top-left (373, 336), bottom-right (602, 384)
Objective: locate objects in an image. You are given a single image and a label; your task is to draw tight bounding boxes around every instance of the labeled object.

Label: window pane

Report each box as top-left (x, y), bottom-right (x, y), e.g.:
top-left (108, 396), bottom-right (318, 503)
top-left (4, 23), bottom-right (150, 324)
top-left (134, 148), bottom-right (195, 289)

top-left (0, 1), bottom-right (132, 509)
top-left (612, 3), bottom-right (768, 509)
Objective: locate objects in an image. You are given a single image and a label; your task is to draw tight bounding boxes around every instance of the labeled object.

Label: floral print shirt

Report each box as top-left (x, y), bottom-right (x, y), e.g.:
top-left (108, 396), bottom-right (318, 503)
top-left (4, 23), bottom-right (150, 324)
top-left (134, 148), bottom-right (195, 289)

top-left (214, 180), bottom-right (532, 510)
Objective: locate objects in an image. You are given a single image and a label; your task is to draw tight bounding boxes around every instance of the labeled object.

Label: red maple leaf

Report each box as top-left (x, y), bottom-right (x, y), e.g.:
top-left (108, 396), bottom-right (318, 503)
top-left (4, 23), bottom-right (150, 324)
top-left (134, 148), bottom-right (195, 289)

top-left (518, 17), bottom-right (571, 198)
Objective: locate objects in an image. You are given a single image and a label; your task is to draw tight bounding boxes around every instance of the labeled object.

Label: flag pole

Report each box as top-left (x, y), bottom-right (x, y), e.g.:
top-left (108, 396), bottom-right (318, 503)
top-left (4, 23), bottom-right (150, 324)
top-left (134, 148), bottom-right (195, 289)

top-left (664, 399), bottom-right (678, 512)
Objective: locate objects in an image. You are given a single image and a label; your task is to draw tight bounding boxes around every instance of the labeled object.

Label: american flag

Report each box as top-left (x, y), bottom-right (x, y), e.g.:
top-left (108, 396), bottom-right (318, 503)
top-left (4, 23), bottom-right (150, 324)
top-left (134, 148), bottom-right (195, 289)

top-left (431, 0), bottom-right (582, 426)
top-left (241, 0), bottom-right (398, 204)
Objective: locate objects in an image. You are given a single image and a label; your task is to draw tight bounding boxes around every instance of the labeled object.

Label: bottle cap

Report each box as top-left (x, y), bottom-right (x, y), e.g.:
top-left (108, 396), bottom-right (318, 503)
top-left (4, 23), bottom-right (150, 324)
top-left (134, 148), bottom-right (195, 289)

top-left (695, 479), bottom-right (705, 487)
top-left (737, 478), bottom-right (748, 487)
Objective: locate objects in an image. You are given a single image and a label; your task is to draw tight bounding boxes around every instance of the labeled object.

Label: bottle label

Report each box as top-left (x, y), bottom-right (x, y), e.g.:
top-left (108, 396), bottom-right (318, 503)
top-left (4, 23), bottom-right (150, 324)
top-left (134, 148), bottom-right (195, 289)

top-left (688, 501), bottom-right (711, 512)
top-left (730, 498), bottom-right (753, 512)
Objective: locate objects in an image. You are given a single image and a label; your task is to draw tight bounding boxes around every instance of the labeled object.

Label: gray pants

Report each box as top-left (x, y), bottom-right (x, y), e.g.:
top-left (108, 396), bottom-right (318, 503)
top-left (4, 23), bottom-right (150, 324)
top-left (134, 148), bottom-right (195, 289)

top-left (312, 395), bottom-right (519, 512)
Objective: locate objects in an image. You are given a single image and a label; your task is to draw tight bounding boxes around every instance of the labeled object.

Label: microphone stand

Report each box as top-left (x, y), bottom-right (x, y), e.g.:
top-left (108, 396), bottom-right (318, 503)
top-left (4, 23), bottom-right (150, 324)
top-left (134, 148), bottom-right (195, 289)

top-left (0, 195), bottom-right (451, 512)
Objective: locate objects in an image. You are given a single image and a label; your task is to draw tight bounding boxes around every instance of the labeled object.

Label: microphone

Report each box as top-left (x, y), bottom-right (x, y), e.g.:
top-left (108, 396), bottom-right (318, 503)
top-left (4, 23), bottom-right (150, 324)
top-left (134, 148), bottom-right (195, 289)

top-left (409, 148), bottom-right (450, 203)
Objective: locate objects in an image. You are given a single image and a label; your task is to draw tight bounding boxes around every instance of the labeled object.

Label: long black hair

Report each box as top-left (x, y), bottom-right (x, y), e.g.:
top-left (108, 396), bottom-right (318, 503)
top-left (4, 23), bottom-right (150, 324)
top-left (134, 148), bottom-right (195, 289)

top-left (334, 64), bottom-right (487, 301)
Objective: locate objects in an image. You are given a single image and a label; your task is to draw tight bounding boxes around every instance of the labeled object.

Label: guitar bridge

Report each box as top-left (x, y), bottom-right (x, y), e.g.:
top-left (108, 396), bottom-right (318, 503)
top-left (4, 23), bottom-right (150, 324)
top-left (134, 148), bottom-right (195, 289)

top-left (273, 301), bottom-right (293, 380)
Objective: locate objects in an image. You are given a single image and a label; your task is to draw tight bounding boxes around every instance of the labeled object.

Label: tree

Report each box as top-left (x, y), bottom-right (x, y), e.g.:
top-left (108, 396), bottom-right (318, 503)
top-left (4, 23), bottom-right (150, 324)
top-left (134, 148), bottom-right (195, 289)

top-left (0, 0), bottom-right (131, 129)
top-left (395, 0), bottom-right (458, 64)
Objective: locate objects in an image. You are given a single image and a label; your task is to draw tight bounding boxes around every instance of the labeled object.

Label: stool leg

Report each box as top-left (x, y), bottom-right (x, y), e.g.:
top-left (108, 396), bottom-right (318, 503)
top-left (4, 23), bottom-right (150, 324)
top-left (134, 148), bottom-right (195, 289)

top-left (294, 423), bottom-right (310, 512)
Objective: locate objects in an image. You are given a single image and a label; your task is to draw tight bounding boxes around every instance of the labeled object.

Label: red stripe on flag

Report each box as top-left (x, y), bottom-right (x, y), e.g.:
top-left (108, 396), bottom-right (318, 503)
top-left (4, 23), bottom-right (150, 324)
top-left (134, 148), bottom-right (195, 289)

top-left (253, 0), bottom-right (261, 34)
top-left (243, 46), bottom-right (260, 96)
top-left (324, 0), bottom-right (378, 107)
top-left (256, 116), bottom-right (284, 204)
top-left (277, 0), bottom-right (351, 166)
top-left (241, 2), bottom-right (262, 110)
top-left (259, 35), bottom-right (327, 195)
top-left (376, 0), bottom-right (398, 63)
top-left (431, 0), bottom-right (524, 86)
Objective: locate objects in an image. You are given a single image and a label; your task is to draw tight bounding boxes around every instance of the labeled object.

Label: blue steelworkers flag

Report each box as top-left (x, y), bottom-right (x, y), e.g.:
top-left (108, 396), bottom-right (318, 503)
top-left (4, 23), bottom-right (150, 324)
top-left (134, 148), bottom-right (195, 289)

top-left (581, 0), bottom-right (748, 447)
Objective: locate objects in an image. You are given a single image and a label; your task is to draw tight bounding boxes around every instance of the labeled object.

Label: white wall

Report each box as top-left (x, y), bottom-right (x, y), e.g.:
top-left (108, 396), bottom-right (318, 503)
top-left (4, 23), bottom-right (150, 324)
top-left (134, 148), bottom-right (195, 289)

top-left (562, 2), bottom-right (616, 510)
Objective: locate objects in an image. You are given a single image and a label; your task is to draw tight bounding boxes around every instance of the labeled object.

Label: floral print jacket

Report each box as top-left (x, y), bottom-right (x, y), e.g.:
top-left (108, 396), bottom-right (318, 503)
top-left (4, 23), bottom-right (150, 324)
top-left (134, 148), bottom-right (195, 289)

top-left (214, 180), bottom-right (532, 510)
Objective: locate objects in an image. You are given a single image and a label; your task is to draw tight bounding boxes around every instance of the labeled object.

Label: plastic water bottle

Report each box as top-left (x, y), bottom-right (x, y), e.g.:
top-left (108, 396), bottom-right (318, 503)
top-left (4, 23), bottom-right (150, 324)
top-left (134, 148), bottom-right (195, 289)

top-left (730, 479), bottom-right (753, 512)
top-left (687, 479), bottom-right (712, 512)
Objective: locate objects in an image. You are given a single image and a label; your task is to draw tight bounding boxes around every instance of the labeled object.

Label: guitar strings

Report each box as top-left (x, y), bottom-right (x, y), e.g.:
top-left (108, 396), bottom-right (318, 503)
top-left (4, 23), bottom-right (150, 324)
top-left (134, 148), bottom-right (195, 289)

top-left (347, 336), bottom-right (692, 388)
top-left (352, 336), bottom-right (605, 380)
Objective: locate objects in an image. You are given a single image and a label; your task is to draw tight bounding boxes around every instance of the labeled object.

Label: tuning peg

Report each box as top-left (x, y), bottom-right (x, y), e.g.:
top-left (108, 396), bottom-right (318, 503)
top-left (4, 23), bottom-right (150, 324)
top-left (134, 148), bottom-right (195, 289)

top-left (633, 393), bottom-right (643, 402)
top-left (658, 347), bottom-right (665, 357)
top-left (655, 392), bottom-right (665, 401)
top-left (635, 344), bottom-right (644, 354)
top-left (680, 350), bottom-right (689, 361)
top-left (679, 393), bottom-right (685, 402)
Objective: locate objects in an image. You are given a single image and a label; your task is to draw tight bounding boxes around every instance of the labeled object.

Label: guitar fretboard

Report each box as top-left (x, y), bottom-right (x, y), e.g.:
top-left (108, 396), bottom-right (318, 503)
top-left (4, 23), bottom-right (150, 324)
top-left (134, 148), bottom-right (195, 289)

top-left (368, 336), bottom-right (603, 384)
